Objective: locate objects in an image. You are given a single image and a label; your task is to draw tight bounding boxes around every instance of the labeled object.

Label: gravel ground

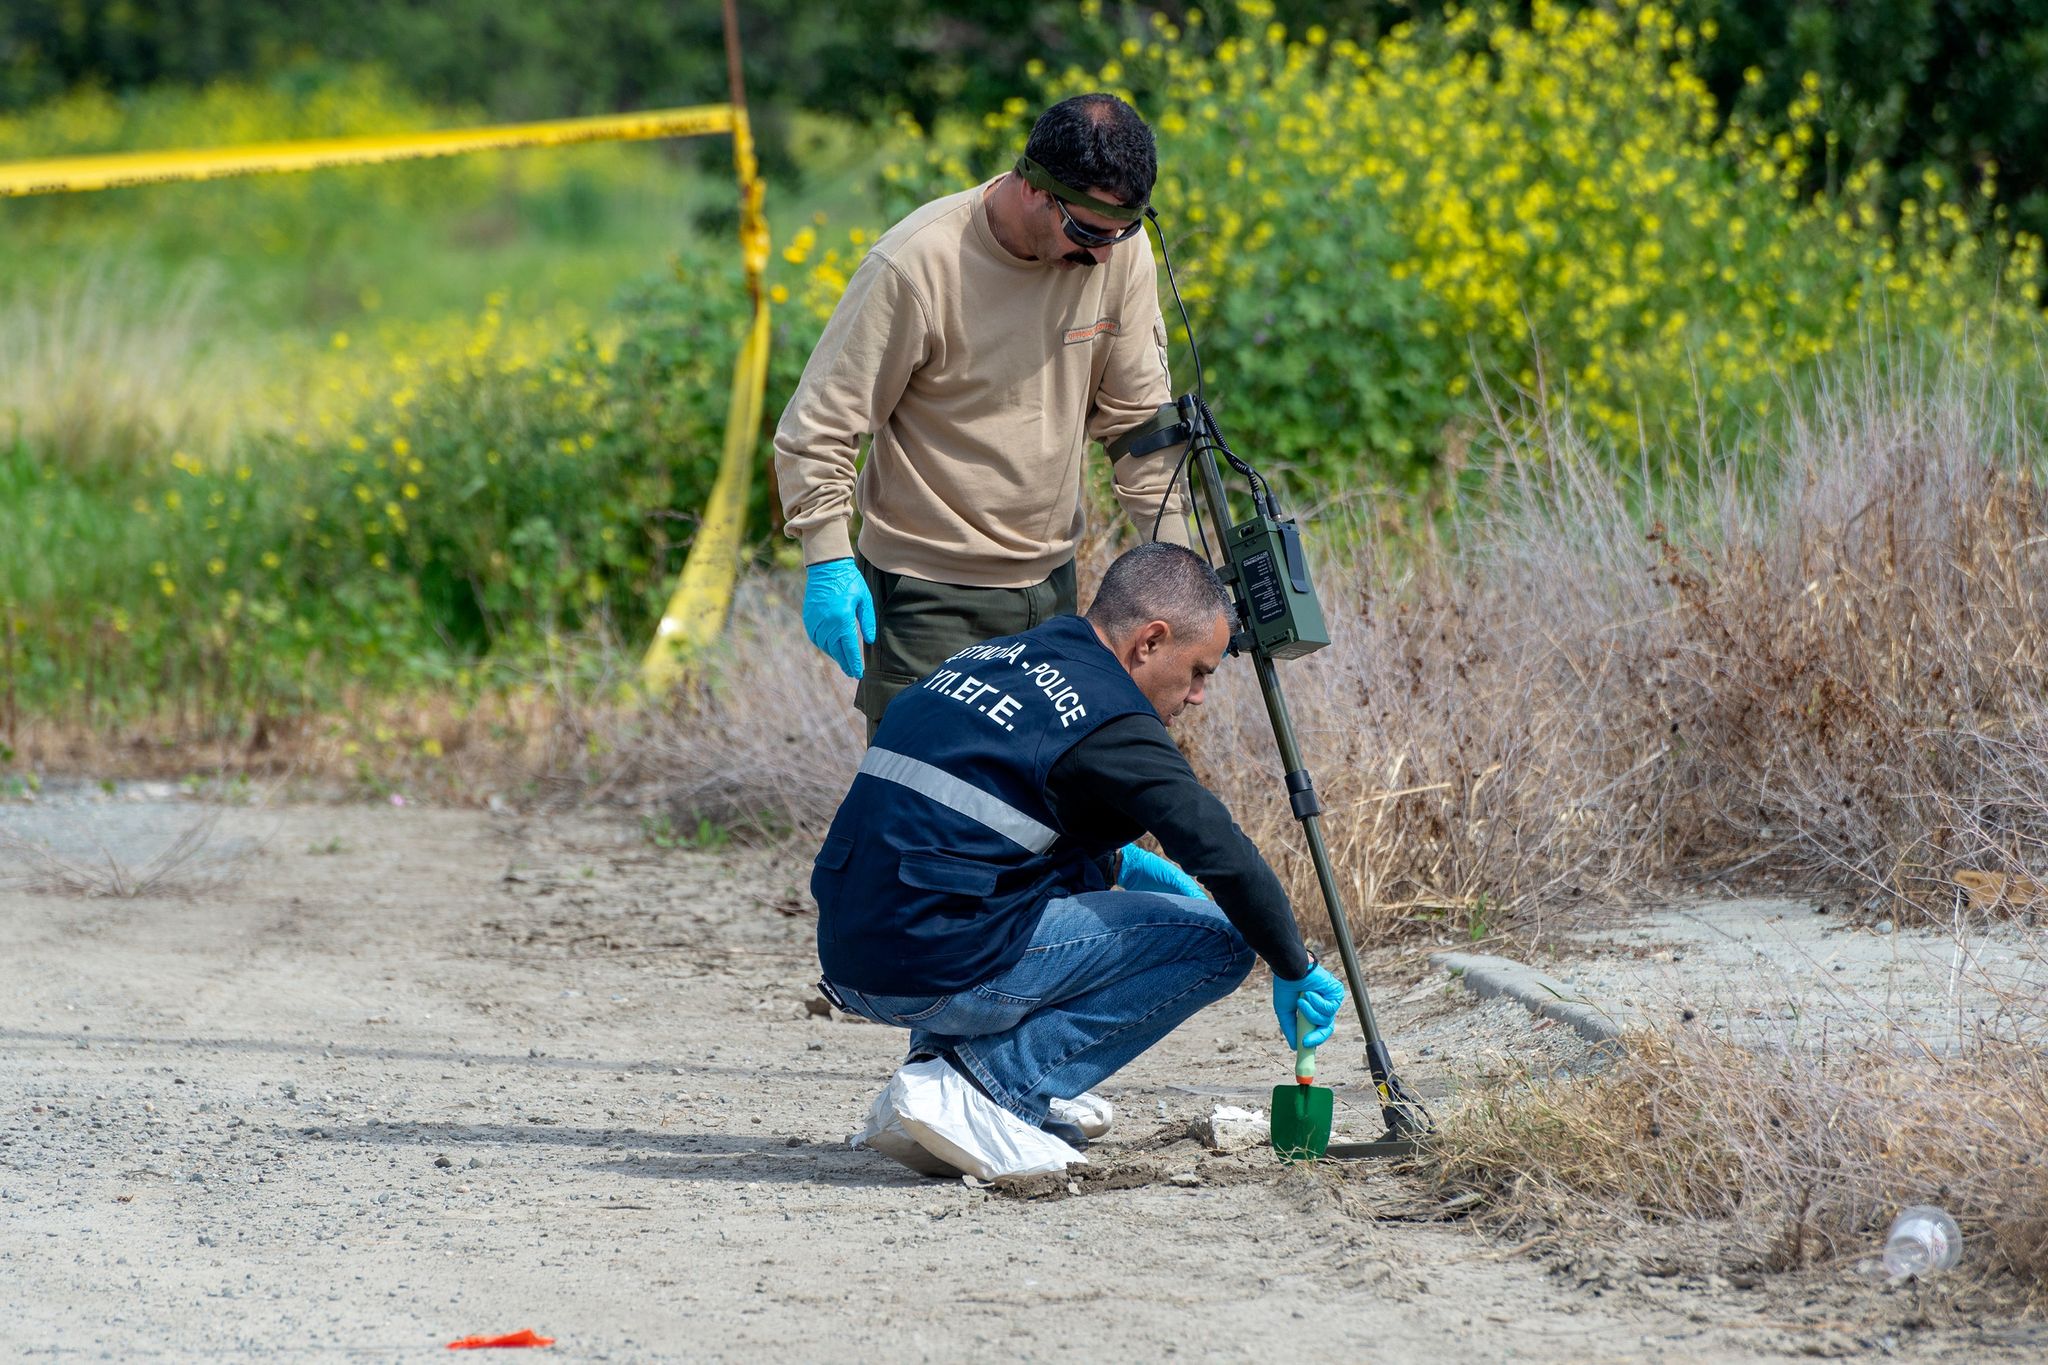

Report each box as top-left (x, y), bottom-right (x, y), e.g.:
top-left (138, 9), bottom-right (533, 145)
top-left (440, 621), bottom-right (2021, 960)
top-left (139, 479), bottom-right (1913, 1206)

top-left (2, 796), bottom-right (2035, 1361)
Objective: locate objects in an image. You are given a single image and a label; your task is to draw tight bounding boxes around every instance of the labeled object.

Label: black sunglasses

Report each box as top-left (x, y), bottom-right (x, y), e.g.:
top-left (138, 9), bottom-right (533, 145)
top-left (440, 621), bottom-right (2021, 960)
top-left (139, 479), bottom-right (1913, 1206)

top-left (1052, 195), bottom-right (1147, 249)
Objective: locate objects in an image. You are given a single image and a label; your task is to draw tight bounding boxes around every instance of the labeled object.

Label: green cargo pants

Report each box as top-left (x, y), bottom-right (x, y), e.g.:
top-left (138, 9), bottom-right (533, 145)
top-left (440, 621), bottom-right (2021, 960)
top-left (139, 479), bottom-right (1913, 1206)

top-left (855, 555), bottom-right (1079, 740)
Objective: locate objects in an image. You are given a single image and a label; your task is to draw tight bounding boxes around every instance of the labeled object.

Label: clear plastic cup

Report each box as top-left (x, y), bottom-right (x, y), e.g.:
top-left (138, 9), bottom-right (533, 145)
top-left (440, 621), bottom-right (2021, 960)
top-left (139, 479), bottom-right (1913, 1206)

top-left (1883, 1205), bottom-right (1961, 1278)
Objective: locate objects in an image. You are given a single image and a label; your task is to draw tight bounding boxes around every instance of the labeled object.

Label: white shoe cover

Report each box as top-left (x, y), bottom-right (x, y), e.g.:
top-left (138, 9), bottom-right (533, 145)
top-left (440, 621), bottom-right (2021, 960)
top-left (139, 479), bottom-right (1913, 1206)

top-left (854, 1058), bottom-right (1084, 1181)
top-left (851, 1077), bottom-right (963, 1178)
top-left (1047, 1091), bottom-right (1114, 1138)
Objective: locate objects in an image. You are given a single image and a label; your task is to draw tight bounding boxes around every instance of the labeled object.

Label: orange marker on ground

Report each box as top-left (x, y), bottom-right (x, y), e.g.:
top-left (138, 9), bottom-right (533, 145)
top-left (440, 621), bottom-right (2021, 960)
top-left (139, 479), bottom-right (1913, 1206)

top-left (447, 1329), bottom-right (555, 1349)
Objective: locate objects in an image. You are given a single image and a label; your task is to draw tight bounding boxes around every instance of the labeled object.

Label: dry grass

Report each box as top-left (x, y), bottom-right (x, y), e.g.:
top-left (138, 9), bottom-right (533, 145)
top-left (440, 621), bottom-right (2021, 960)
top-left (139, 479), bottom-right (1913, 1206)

top-left (0, 261), bottom-right (255, 473)
top-left (2, 674), bottom-right (617, 808)
top-left (0, 790), bottom-right (247, 897)
top-left (633, 577), bottom-right (865, 836)
top-left (1170, 351), bottom-right (2048, 946)
top-left (638, 353), bottom-right (2048, 946)
top-left (1435, 1023), bottom-right (2048, 1291)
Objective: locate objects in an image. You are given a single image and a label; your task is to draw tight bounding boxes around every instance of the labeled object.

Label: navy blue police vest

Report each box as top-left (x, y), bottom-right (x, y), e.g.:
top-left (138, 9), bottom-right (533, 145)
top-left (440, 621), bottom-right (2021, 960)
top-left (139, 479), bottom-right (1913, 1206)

top-left (812, 614), bottom-right (1157, 994)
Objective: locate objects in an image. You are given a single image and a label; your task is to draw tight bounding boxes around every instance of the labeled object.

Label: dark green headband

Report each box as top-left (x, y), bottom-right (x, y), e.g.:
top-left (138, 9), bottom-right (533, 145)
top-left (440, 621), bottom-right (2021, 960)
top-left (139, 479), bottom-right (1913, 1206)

top-left (1014, 155), bottom-right (1146, 222)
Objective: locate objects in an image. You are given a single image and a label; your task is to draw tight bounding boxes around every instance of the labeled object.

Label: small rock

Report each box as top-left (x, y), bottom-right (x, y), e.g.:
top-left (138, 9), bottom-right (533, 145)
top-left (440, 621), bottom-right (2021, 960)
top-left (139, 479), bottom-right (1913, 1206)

top-left (1874, 919), bottom-right (1895, 935)
top-left (804, 995), bottom-right (834, 1018)
top-left (434, 1155), bottom-right (453, 1169)
top-left (1169, 1172), bottom-right (1201, 1187)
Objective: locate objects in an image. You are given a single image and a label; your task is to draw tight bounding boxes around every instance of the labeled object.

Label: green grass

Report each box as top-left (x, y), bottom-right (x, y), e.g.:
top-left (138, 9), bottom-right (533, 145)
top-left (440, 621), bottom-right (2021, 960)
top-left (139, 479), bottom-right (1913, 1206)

top-left (0, 68), bottom-right (894, 742)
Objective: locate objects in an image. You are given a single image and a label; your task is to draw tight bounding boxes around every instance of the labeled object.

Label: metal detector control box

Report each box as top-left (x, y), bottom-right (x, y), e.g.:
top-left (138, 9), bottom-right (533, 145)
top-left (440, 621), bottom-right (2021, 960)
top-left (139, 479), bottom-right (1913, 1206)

top-left (1226, 514), bottom-right (1328, 660)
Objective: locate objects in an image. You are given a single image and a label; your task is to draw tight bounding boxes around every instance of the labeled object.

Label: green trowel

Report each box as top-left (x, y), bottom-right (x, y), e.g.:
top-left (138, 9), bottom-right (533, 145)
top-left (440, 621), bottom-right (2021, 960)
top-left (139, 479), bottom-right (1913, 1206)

top-left (1271, 1010), bottom-right (1334, 1161)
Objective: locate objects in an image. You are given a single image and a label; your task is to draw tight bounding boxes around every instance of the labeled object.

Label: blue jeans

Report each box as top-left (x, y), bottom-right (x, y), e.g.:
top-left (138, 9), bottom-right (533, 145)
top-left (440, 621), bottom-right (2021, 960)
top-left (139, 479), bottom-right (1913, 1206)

top-left (826, 891), bottom-right (1256, 1126)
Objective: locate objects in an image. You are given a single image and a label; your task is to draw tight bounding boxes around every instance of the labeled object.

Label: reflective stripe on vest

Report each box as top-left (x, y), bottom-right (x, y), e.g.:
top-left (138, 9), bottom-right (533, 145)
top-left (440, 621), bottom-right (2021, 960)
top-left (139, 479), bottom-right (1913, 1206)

top-left (858, 746), bottom-right (1058, 854)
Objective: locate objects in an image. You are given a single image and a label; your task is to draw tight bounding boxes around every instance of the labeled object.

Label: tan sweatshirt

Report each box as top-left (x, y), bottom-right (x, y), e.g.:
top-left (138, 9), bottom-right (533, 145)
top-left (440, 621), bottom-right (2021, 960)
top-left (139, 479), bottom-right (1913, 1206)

top-left (772, 178), bottom-right (1192, 589)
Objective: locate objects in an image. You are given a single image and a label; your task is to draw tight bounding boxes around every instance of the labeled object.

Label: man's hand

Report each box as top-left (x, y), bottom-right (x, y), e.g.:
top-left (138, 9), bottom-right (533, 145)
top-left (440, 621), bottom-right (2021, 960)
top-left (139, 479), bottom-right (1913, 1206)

top-left (1272, 963), bottom-right (1345, 1049)
top-left (803, 558), bottom-right (876, 679)
top-left (1118, 843), bottom-right (1207, 899)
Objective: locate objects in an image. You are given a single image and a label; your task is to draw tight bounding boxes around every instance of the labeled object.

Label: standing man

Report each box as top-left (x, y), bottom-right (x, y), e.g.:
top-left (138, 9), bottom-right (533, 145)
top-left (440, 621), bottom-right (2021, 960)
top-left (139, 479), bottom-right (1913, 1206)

top-left (774, 92), bottom-right (1207, 898)
top-left (773, 91), bottom-right (1191, 730)
top-left (812, 544), bottom-right (1348, 1179)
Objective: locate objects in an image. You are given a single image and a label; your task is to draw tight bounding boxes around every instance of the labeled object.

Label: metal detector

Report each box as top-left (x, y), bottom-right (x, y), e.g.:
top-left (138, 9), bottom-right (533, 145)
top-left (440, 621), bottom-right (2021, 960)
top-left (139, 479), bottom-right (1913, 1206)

top-left (1117, 209), bottom-right (1435, 1160)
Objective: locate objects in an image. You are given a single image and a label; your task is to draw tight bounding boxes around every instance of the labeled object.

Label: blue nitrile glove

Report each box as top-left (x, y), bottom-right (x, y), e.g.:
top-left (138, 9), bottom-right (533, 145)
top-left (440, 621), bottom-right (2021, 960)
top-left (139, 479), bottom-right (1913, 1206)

top-left (803, 558), bottom-right (875, 680)
top-left (1118, 843), bottom-right (1208, 899)
top-left (1273, 962), bottom-right (1346, 1049)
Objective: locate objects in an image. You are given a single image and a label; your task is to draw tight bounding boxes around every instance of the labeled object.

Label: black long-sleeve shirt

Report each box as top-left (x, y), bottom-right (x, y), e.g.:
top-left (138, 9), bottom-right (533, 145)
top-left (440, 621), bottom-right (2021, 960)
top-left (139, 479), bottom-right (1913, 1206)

top-left (1044, 714), bottom-right (1312, 979)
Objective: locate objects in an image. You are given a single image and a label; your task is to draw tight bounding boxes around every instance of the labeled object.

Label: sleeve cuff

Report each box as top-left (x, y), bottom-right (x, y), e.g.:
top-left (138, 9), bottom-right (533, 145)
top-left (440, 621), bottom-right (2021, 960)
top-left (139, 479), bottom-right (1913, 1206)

top-left (799, 520), bottom-right (854, 565)
top-left (1149, 509), bottom-right (1193, 548)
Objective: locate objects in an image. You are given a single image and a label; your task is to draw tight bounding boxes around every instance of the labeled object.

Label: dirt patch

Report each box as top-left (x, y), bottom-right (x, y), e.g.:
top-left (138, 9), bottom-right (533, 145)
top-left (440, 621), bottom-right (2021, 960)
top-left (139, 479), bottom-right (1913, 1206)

top-left (992, 1133), bottom-right (1442, 1207)
top-left (3, 799), bottom-right (2038, 1360)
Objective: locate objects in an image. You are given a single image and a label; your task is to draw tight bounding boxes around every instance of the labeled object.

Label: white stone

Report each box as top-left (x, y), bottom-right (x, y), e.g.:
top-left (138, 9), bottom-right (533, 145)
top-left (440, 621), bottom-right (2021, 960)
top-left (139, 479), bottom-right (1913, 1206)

top-left (1192, 1105), bottom-right (1269, 1152)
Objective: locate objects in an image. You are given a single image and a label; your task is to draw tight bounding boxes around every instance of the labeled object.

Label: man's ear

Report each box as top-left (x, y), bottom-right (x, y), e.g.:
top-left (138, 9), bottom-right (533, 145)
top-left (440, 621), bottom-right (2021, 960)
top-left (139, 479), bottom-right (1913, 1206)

top-left (1136, 620), bottom-right (1172, 659)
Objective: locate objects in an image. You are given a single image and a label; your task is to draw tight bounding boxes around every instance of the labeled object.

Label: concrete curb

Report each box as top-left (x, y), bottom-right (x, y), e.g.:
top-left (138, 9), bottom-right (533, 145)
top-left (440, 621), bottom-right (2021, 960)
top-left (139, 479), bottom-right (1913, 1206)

top-left (1428, 951), bottom-right (1628, 1046)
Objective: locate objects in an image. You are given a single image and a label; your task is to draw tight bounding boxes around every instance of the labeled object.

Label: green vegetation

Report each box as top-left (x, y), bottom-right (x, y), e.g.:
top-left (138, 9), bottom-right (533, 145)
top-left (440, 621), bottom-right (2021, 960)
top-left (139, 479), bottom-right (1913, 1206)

top-left (2, 1), bottom-right (2045, 767)
top-left (832, 0), bottom-right (2045, 483)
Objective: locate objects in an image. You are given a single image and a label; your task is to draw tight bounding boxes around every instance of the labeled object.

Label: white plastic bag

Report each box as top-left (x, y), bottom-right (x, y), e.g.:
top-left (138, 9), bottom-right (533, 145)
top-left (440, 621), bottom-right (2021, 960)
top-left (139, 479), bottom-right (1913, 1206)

top-left (852, 1058), bottom-right (1085, 1181)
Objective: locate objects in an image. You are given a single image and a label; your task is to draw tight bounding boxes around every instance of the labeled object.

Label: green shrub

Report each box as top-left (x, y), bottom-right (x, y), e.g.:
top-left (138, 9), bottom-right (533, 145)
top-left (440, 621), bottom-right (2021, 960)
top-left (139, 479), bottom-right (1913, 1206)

top-left (0, 247), bottom-right (807, 719)
top-left (855, 0), bottom-right (2045, 486)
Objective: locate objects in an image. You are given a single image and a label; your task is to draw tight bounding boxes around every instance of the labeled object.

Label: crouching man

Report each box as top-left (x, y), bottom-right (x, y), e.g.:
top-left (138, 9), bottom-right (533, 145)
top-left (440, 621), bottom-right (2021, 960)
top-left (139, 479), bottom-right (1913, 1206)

top-left (811, 542), bottom-right (1348, 1179)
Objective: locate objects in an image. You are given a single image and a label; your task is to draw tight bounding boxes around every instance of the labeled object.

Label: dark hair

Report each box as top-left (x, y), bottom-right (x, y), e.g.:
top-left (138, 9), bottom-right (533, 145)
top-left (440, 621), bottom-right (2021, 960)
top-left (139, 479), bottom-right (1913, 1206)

top-left (1022, 93), bottom-right (1157, 209)
top-left (1086, 543), bottom-right (1232, 641)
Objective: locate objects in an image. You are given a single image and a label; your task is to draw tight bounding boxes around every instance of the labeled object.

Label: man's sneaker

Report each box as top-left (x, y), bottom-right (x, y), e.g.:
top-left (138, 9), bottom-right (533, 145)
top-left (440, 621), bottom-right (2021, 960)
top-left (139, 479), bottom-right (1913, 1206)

top-left (855, 1058), bottom-right (1083, 1181)
top-left (1048, 1091), bottom-right (1115, 1139)
top-left (1038, 1115), bottom-right (1089, 1149)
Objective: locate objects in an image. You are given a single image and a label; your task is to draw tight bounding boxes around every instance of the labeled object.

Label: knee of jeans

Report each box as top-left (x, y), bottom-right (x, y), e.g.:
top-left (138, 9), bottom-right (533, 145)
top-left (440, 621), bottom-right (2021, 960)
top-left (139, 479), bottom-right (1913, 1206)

top-left (1193, 918), bottom-right (1254, 987)
top-left (1180, 905), bottom-right (1252, 979)
top-left (1224, 935), bottom-right (1256, 986)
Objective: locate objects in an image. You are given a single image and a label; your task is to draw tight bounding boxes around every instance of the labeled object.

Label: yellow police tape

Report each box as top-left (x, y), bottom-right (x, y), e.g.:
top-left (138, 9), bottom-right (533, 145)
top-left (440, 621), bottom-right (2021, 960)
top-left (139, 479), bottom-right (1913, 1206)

top-left (639, 287), bottom-right (772, 693)
top-left (1, 97), bottom-right (770, 692)
top-left (0, 104), bottom-right (735, 197)
top-left (637, 105), bottom-right (772, 695)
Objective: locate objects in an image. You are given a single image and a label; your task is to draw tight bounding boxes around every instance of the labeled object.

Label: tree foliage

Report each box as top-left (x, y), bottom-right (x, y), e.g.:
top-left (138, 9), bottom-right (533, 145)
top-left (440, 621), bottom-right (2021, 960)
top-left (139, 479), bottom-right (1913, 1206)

top-left (8, 3), bottom-right (2046, 239)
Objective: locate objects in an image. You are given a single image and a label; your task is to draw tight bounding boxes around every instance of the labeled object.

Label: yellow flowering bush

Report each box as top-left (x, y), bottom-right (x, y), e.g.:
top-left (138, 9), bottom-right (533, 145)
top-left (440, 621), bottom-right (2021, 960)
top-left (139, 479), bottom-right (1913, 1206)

top-left (853, 0), bottom-right (2045, 482)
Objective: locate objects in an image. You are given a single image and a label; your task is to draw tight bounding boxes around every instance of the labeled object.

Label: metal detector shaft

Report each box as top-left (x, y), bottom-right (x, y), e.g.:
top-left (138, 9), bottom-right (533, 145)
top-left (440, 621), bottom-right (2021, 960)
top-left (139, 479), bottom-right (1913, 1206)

top-left (1180, 396), bottom-right (1429, 1142)
top-left (1243, 650), bottom-right (1389, 1055)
